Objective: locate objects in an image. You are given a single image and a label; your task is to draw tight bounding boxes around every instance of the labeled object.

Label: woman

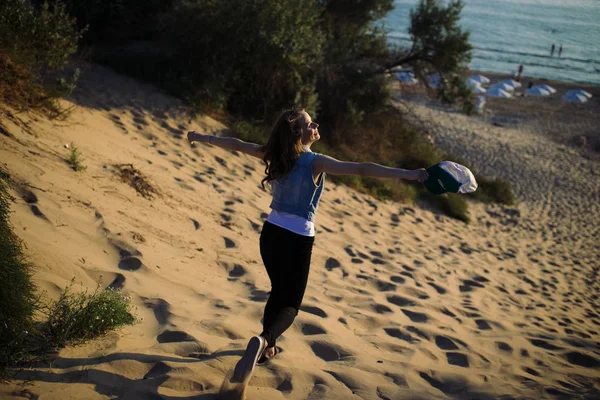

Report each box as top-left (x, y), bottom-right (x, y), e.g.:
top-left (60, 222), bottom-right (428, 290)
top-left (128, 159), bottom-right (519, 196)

top-left (187, 108), bottom-right (428, 388)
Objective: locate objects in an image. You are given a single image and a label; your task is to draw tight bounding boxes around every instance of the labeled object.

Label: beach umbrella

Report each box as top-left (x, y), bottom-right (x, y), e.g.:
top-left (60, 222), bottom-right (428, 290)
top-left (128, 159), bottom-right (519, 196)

top-left (396, 71), bottom-right (418, 84)
top-left (532, 84), bottom-right (556, 94)
top-left (562, 91), bottom-right (589, 103)
top-left (427, 73), bottom-right (441, 88)
top-left (501, 79), bottom-right (522, 89)
top-left (472, 85), bottom-right (487, 94)
top-left (490, 82), bottom-right (515, 92)
top-left (486, 87), bottom-right (512, 98)
top-left (526, 87), bottom-right (551, 96)
top-left (572, 89), bottom-right (592, 98)
top-left (470, 74), bottom-right (490, 84)
top-left (467, 78), bottom-right (481, 88)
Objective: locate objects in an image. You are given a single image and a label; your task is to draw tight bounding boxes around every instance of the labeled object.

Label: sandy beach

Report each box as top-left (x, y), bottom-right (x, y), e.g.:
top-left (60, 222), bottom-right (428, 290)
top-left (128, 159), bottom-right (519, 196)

top-left (1, 63), bottom-right (599, 399)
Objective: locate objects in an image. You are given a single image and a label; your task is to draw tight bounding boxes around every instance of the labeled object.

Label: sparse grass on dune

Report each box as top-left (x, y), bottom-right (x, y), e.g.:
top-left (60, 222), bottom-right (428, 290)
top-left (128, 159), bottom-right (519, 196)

top-left (0, 169), bottom-right (136, 377)
top-left (66, 143), bottom-right (87, 171)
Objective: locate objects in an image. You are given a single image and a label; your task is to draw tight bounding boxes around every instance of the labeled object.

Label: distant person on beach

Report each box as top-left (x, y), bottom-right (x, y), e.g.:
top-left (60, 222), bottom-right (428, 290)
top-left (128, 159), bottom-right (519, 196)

top-left (559, 44), bottom-right (563, 57)
top-left (187, 109), bottom-right (428, 395)
top-left (528, 81), bottom-right (533, 89)
top-left (551, 44), bottom-right (555, 56)
top-left (517, 64), bottom-right (524, 82)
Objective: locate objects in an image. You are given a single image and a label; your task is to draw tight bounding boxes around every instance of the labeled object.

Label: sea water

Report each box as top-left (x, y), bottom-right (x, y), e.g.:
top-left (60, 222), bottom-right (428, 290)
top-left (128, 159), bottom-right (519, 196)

top-left (383, 0), bottom-right (600, 85)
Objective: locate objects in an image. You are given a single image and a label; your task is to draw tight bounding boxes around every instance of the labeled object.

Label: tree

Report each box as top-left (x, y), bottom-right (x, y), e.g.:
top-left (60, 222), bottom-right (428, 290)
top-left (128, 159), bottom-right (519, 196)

top-left (0, 1), bottom-right (82, 113)
top-left (162, 0), bottom-right (324, 119)
top-left (379, 0), bottom-right (474, 113)
top-left (315, 0), bottom-right (395, 143)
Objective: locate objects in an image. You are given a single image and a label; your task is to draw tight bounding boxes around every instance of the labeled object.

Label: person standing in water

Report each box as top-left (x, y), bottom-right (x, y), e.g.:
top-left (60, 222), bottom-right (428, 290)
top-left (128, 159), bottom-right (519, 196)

top-left (517, 64), bottom-right (524, 82)
top-left (551, 44), bottom-right (555, 56)
top-left (187, 109), bottom-right (428, 395)
top-left (559, 44), bottom-right (563, 57)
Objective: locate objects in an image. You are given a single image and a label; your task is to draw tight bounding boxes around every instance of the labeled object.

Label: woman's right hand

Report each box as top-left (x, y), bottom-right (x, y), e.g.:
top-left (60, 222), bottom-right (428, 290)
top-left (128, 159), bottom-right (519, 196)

top-left (410, 168), bottom-right (429, 182)
top-left (187, 131), bottom-right (200, 144)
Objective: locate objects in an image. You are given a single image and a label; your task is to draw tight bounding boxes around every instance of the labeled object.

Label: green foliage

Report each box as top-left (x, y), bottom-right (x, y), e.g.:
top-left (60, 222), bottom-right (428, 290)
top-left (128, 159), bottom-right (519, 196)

top-left (67, 143), bottom-right (87, 171)
top-left (0, 0), bottom-right (82, 113)
top-left (230, 120), bottom-right (269, 145)
top-left (316, 0), bottom-right (394, 140)
top-left (386, 0), bottom-right (473, 113)
top-left (40, 280), bottom-right (136, 349)
top-left (161, 0), bottom-right (324, 118)
top-left (0, 170), bottom-right (134, 377)
top-left (423, 191), bottom-right (470, 223)
top-left (56, 0), bottom-right (175, 44)
top-left (470, 177), bottom-right (515, 205)
top-left (0, 170), bottom-right (38, 375)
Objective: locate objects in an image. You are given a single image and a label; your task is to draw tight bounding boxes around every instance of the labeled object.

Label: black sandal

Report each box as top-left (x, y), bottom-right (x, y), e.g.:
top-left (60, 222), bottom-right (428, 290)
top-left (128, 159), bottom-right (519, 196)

top-left (257, 346), bottom-right (279, 365)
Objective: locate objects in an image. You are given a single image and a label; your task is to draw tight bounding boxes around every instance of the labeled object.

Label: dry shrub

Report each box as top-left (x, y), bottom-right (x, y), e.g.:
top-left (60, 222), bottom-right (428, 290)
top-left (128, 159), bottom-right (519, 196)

top-left (114, 164), bottom-right (157, 199)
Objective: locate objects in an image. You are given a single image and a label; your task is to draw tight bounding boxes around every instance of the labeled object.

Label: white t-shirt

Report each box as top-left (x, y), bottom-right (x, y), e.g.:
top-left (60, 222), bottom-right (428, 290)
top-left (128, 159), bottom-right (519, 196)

top-left (266, 210), bottom-right (315, 237)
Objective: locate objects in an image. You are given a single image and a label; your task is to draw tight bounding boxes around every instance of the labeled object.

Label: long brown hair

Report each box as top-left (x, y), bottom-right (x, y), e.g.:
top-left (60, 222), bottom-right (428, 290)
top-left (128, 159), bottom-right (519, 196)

top-left (260, 108), bottom-right (306, 188)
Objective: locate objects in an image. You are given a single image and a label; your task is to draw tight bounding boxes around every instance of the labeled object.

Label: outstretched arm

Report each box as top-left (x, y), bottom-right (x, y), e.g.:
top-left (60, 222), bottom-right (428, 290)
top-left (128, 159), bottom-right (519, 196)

top-left (187, 131), bottom-right (263, 159)
top-left (313, 154), bottom-right (428, 182)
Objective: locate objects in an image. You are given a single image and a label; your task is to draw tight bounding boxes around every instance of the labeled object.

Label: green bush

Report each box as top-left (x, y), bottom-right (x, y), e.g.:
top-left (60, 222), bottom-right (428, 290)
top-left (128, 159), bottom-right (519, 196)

top-left (0, 1), bottom-right (82, 113)
top-left (0, 169), bottom-right (135, 377)
top-left (67, 143), bottom-right (87, 171)
top-left (0, 171), bottom-right (37, 374)
top-left (41, 280), bottom-right (135, 349)
top-left (470, 177), bottom-right (515, 205)
top-left (161, 0), bottom-right (324, 118)
top-left (422, 191), bottom-right (470, 223)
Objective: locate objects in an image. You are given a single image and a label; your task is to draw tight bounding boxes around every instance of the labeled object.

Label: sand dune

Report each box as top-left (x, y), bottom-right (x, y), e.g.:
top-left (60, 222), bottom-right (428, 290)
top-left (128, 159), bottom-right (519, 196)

top-left (1, 63), bottom-right (599, 399)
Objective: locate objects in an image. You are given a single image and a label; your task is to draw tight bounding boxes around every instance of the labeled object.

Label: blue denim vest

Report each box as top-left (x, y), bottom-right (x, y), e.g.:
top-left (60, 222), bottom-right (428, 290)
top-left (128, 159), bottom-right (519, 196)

top-left (269, 152), bottom-right (325, 222)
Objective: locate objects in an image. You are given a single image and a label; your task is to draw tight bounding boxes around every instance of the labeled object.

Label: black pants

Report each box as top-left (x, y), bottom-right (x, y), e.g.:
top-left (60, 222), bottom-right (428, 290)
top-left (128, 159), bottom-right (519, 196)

top-left (259, 221), bottom-right (314, 348)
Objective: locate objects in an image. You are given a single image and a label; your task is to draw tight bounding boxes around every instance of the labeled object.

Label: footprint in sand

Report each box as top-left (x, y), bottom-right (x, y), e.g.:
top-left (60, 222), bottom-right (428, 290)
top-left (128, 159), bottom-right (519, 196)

top-left (529, 338), bottom-right (563, 351)
top-left (564, 351), bottom-right (600, 368)
top-left (118, 256), bottom-right (143, 271)
top-left (401, 309), bottom-right (429, 323)
top-left (144, 298), bottom-right (172, 325)
top-left (107, 273), bottom-right (126, 290)
top-left (214, 156), bottom-right (227, 168)
top-left (300, 305), bottom-right (328, 318)
top-left (372, 303), bottom-right (393, 314)
top-left (247, 218), bottom-right (261, 233)
top-left (435, 335), bottom-right (459, 350)
top-left (249, 289), bottom-right (269, 302)
top-left (223, 237), bottom-right (236, 248)
top-left (300, 321), bottom-right (327, 335)
top-left (496, 341), bottom-right (513, 353)
top-left (374, 280), bottom-right (396, 292)
top-left (157, 330), bottom-right (197, 343)
top-left (325, 258), bottom-right (341, 271)
top-left (384, 327), bottom-right (420, 344)
top-left (109, 237), bottom-right (144, 271)
top-left (459, 279), bottom-right (486, 293)
top-left (310, 340), bottom-right (353, 362)
top-left (427, 282), bottom-right (447, 294)
top-left (446, 352), bottom-right (469, 367)
top-left (30, 205), bottom-right (50, 221)
top-left (387, 295), bottom-right (416, 307)
top-left (228, 264), bottom-right (246, 279)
